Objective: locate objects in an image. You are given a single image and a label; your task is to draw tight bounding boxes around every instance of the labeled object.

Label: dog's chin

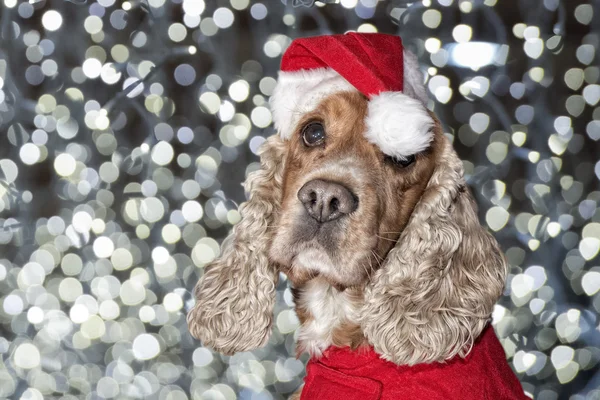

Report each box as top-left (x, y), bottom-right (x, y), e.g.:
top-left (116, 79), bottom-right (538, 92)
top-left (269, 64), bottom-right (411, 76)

top-left (279, 246), bottom-right (368, 290)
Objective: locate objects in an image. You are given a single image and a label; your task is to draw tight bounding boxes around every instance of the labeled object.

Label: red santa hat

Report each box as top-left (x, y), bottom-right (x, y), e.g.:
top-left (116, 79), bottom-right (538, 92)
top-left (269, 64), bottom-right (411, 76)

top-left (269, 32), bottom-right (434, 160)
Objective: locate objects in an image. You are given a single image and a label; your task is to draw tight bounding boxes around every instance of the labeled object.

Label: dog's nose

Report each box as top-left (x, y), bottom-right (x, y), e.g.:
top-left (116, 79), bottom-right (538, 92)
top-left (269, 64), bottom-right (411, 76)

top-left (297, 179), bottom-right (358, 223)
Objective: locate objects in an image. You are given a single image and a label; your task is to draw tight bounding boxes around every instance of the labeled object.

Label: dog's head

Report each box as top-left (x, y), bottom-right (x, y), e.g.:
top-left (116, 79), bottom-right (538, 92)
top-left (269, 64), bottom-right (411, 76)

top-left (269, 90), bottom-right (437, 290)
top-left (187, 33), bottom-right (508, 365)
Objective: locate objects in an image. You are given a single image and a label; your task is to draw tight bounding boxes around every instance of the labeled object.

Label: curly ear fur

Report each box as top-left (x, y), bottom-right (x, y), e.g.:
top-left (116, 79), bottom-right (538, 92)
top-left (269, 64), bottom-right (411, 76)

top-left (361, 135), bottom-right (508, 365)
top-left (186, 135), bottom-right (286, 354)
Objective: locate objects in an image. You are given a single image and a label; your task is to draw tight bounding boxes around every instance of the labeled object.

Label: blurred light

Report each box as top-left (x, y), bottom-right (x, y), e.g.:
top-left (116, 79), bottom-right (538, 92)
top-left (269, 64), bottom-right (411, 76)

top-left (42, 10), bottom-right (63, 31)
top-left (446, 42), bottom-right (500, 70)
top-left (133, 334), bottom-right (161, 360)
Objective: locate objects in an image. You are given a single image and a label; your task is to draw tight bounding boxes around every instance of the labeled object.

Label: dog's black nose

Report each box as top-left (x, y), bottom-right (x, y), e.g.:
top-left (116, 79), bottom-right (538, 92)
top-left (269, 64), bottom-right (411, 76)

top-left (297, 179), bottom-right (358, 223)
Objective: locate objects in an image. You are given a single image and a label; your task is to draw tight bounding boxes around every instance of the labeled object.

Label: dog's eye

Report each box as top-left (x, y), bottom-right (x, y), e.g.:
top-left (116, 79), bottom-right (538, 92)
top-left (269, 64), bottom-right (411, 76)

top-left (302, 122), bottom-right (326, 147)
top-left (385, 154), bottom-right (416, 168)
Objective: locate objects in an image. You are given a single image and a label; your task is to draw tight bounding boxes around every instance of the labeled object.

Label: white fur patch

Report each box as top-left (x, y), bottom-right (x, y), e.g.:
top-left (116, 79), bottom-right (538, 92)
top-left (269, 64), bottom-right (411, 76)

top-left (294, 248), bottom-right (335, 275)
top-left (297, 279), bottom-right (361, 357)
top-left (269, 68), bottom-right (356, 140)
top-left (365, 92), bottom-right (434, 160)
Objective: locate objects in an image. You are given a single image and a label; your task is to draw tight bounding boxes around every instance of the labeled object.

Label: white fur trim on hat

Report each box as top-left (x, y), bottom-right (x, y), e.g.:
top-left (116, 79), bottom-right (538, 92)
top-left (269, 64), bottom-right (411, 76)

top-left (365, 92), bottom-right (434, 160)
top-left (269, 67), bottom-right (356, 139)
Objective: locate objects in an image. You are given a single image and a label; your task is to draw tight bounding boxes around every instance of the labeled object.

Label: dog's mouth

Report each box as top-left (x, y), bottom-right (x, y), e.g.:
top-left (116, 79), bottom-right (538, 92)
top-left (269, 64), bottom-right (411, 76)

top-left (269, 204), bottom-right (382, 288)
top-left (279, 245), bottom-right (326, 285)
top-left (285, 252), bottom-right (352, 291)
top-left (279, 238), bottom-right (376, 289)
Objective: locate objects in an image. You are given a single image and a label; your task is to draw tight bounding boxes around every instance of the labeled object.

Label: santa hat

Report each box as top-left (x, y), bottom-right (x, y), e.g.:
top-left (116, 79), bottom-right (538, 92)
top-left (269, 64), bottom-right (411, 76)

top-left (269, 32), bottom-right (434, 160)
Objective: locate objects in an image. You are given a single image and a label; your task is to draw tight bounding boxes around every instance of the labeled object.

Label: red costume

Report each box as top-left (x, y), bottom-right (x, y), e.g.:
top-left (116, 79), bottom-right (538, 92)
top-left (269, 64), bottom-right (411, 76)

top-left (301, 325), bottom-right (529, 400)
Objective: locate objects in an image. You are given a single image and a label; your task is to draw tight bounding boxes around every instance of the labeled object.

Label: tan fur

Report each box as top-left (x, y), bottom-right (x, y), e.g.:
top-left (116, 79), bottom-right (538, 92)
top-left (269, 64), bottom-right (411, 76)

top-left (187, 90), bottom-right (508, 372)
top-left (186, 134), bottom-right (287, 354)
top-left (289, 389), bottom-right (303, 400)
top-left (332, 320), bottom-right (367, 349)
top-left (361, 134), bottom-right (508, 365)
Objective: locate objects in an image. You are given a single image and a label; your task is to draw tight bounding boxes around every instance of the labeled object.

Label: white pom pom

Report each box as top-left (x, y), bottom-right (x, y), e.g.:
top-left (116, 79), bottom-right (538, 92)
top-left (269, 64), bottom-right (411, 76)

top-left (365, 92), bottom-right (434, 159)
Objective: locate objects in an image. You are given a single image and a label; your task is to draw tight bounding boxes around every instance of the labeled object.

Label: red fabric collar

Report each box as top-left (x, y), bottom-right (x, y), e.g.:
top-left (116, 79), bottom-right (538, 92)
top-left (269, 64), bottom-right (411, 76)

top-left (300, 325), bottom-right (529, 400)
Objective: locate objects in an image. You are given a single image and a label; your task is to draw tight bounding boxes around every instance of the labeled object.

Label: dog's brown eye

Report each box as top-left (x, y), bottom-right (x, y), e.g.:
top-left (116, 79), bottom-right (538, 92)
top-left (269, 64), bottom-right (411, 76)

top-left (386, 154), bottom-right (416, 168)
top-left (302, 122), bottom-right (326, 147)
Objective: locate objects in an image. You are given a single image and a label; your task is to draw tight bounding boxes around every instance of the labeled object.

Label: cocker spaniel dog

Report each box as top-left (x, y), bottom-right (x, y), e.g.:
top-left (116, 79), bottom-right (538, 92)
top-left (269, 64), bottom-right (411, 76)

top-left (188, 33), bottom-right (529, 400)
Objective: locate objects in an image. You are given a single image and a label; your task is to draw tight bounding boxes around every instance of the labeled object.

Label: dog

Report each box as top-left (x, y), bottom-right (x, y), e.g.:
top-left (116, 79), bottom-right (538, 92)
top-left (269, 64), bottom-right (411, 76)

top-left (187, 33), bottom-right (529, 400)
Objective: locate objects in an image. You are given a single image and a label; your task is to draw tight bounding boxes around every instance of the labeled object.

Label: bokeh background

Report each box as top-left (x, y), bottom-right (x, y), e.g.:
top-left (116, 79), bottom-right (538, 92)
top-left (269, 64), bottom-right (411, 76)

top-left (1, 0), bottom-right (599, 398)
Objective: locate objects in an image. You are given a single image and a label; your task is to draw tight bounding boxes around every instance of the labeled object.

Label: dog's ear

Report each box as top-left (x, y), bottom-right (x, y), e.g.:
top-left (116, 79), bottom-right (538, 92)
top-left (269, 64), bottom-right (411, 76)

top-left (361, 134), bottom-right (508, 365)
top-left (186, 135), bottom-right (286, 354)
